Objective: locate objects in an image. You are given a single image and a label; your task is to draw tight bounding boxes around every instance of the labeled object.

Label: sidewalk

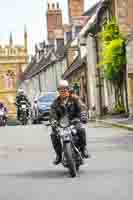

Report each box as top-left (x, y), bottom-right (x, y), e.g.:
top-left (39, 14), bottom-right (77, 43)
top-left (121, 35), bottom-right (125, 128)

top-left (95, 115), bottom-right (133, 131)
top-left (7, 118), bottom-right (21, 126)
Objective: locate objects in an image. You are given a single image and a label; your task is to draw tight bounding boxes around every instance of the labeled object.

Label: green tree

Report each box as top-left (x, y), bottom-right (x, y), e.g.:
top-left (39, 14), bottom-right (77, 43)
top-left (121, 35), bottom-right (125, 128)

top-left (100, 20), bottom-right (126, 113)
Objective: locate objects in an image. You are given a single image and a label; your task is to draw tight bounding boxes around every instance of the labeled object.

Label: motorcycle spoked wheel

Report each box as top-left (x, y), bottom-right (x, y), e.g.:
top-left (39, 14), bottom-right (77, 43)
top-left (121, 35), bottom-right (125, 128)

top-left (0, 118), bottom-right (6, 126)
top-left (72, 143), bottom-right (82, 172)
top-left (3, 119), bottom-right (6, 126)
top-left (0, 120), bottom-right (3, 126)
top-left (64, 142), bottom-right (77, 178)
top-left (21, 112), bottom-right (27, 125)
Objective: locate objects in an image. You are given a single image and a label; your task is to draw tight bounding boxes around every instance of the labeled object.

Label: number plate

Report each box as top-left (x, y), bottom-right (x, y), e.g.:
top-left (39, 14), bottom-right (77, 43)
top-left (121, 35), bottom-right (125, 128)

top-left (64, 128), bottom-right (71, 135)
top-left (60, 128), bottom-right (71, 137)
top-left (22, 104), bottom-right (26, 109)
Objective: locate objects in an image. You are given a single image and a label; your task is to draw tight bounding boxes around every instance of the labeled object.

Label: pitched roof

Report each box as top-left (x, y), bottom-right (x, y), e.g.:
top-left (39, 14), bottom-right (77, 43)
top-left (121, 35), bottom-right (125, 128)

top-left (83, 1), bottom-right (101, 17)
top-left (79, 0), bottom-right (110, 37)
top-left (23, 44), bottom-right (67, 80)
top-left (63, 56), bottom-right (86, 79)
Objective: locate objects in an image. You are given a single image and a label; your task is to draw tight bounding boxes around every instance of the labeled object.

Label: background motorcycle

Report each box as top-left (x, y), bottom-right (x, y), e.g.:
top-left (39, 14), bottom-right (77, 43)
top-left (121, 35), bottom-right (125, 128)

top-left (52, 117), bottom-right (83, 178)
top-left (19, 101), bottom-right (29, 125)
top-left (0, 108), bottom-right (7, 126)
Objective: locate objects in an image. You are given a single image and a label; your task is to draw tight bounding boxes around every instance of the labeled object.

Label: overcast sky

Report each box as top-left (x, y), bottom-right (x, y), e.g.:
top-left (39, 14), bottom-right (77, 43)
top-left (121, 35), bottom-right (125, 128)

top-left (0, 0), bottom-right (100, 54)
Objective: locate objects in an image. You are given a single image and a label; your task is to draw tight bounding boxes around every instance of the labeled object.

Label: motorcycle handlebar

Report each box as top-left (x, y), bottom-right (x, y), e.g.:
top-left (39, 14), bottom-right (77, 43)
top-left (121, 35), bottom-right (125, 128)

top-left (50, 118), bottom-right (80, 128)
top-left (71, 118), bottom-right (80, 124)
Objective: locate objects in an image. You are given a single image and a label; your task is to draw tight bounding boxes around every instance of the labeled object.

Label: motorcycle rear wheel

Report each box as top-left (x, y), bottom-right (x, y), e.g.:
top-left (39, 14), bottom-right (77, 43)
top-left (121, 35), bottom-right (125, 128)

top-left (64, 142), bottom-right (76, 178)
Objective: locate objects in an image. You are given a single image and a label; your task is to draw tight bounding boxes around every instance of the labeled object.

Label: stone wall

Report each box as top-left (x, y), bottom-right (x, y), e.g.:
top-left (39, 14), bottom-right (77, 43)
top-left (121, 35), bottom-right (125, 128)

top-left (115, 0), bottom-right (133, 115)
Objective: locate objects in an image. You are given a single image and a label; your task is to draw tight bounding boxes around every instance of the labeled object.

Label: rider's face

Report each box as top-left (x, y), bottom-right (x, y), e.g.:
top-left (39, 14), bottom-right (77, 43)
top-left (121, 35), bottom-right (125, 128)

top-left (58, 88), bottom-right (69, 98)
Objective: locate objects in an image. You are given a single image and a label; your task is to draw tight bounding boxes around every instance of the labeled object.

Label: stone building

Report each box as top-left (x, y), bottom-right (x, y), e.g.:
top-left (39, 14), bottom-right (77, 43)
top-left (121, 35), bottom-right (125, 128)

top-left (113, 0), bottom-right (133, 115)
top-left (0, 29), bottom-right (28, 117)
top-left (63, 1), bottom-right (101, 107)
top-left (21, 43), bottom-right (67, 101)
top-left (71, 0), bottom-right (119, 116)
top-left (20, 1), bottom-right (68, 99)
top-left (80, 0), bottom-right (133, 116)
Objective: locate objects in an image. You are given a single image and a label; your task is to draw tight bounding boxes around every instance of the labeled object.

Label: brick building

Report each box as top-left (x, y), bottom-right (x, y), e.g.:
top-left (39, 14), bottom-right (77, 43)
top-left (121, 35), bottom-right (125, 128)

top-left (68, 0), bottom-right (84, 23)
top-left (47, 0), bottom-right (64, 44)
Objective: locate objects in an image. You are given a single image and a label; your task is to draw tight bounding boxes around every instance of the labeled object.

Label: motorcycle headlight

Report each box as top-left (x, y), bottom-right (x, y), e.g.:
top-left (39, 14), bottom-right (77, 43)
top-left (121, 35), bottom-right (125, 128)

top-left (72, 128), bottom-right (77, 134)
top-left (59, 117), bottom-right (70, 128)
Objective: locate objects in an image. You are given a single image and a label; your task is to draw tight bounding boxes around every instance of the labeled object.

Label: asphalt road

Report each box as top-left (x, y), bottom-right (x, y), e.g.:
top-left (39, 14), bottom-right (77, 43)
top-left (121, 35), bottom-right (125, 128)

top-left (0, 122), bottom-right (132, 200)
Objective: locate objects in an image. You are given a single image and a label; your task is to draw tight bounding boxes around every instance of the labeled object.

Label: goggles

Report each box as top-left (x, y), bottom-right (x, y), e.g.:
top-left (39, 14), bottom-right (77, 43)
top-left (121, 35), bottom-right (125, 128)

top-left (58, 87), bottom-right (68, 91)
top-left (58, 87), bottom-right (69, 97)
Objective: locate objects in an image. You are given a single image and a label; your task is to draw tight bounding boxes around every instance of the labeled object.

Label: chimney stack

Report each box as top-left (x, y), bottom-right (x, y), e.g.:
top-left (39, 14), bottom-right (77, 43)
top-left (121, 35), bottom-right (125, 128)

top-left (47, 1), bottom-right (63, 45)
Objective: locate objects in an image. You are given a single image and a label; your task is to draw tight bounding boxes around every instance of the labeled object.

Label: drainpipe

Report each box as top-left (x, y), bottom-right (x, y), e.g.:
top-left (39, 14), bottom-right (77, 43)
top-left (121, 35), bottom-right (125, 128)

top-left (95, 34), bottom-right (103, 117)
top-left (38, 74), bottom-right (42, 94)
top-left (124, 63), bottom-right (129, 115)
top-left (124, 43), bottom-right (129, 115)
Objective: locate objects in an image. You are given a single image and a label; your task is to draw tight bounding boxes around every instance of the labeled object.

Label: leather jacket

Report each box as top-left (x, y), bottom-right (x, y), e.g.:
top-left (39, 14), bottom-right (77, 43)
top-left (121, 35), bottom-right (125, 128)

top-left (16, 94), bottom-right (31, 107)
top-left (50, 95), bottom-right (87, 123)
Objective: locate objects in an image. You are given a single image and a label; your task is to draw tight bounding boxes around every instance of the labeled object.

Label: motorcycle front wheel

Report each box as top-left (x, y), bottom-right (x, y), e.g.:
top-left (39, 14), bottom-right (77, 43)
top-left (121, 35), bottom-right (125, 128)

top-left (64, 142), bottom-right (76, 178)
top-left (22, 112), bottom-right (27, 125)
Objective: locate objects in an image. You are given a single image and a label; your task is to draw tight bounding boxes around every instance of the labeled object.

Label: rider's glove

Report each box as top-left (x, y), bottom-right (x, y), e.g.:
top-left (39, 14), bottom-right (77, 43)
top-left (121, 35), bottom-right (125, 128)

top-left (51, 120), bottom-right (58, 128)
top-left (80, 111), bottom-right (88, 124)
top-left (51, 120), bottom-right (59, 133)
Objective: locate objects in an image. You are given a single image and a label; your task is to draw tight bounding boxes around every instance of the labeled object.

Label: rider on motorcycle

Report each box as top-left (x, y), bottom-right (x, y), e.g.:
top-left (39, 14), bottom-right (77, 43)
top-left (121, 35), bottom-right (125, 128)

top-left (50, 80), bottom-right (89, 165)
top-left (0, 102), bottom-right (8, 122)
top-left (16, 88), bottom-right (31, 120)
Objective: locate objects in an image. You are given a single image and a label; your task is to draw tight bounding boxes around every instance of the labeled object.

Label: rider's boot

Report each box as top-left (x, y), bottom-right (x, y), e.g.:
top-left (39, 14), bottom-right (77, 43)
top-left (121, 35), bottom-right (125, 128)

top-left (17, 109), bottom-right (20, 121)
top-left (51, 134), bottom-right (62, 165)
top-left (78, 128), bottom-right (90, 159)
top-left (81, 146), bottom-right (90, 159)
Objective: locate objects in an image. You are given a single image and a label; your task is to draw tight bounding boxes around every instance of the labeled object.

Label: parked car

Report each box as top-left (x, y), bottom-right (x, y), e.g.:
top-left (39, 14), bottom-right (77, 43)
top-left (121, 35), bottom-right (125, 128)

top-left (33, 92), bottom-right (58, 122)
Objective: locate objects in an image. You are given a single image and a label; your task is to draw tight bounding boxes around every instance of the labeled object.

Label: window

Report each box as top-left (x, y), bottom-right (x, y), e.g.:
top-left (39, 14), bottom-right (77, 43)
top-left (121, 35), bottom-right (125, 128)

top-left (75, 26), bottom-right (82, 37)
top-left (66, 31), bottom-right (72, 42)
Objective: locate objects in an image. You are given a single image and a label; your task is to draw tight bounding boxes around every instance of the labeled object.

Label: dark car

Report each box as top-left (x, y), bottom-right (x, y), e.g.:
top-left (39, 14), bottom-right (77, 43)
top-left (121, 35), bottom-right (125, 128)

top-left (37, 92), bottom-right (58, 121)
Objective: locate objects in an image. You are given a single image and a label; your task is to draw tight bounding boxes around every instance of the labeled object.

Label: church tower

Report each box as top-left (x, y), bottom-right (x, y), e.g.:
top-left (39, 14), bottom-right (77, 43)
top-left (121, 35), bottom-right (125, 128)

top-left (68, 0), bottom-right (84, 23)
top-left (24, 25), bottom-right (28, 51)
top-left (9, 32), bottom-right (13, 47)
top-left (47, 0), bottom-right (63, 44)
top-left (0, 32), bottom-right (28, 117)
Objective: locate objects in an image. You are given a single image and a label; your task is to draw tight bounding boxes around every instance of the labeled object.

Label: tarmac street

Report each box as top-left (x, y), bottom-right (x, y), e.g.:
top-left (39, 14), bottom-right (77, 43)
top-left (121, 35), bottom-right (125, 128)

top-left (0, 122), bottom-right (132, 200)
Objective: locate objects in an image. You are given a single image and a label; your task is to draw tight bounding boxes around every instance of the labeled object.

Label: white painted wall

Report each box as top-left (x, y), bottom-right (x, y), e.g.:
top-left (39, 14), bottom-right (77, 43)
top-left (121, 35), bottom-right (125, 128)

top-left (86, 36), bottom-right (98, 109)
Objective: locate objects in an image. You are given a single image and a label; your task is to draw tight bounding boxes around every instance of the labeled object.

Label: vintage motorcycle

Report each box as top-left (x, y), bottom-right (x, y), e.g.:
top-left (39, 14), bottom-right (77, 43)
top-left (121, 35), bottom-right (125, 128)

top-left (19, 101), bottom-right (29, 125)
top-left (52, 116), bottom-right (83, 177)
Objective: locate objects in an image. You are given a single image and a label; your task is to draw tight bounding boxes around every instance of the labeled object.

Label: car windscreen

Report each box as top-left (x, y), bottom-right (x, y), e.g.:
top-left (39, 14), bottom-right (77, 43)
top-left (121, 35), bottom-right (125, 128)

top-left (38, 94), bottom-right (57, 103)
